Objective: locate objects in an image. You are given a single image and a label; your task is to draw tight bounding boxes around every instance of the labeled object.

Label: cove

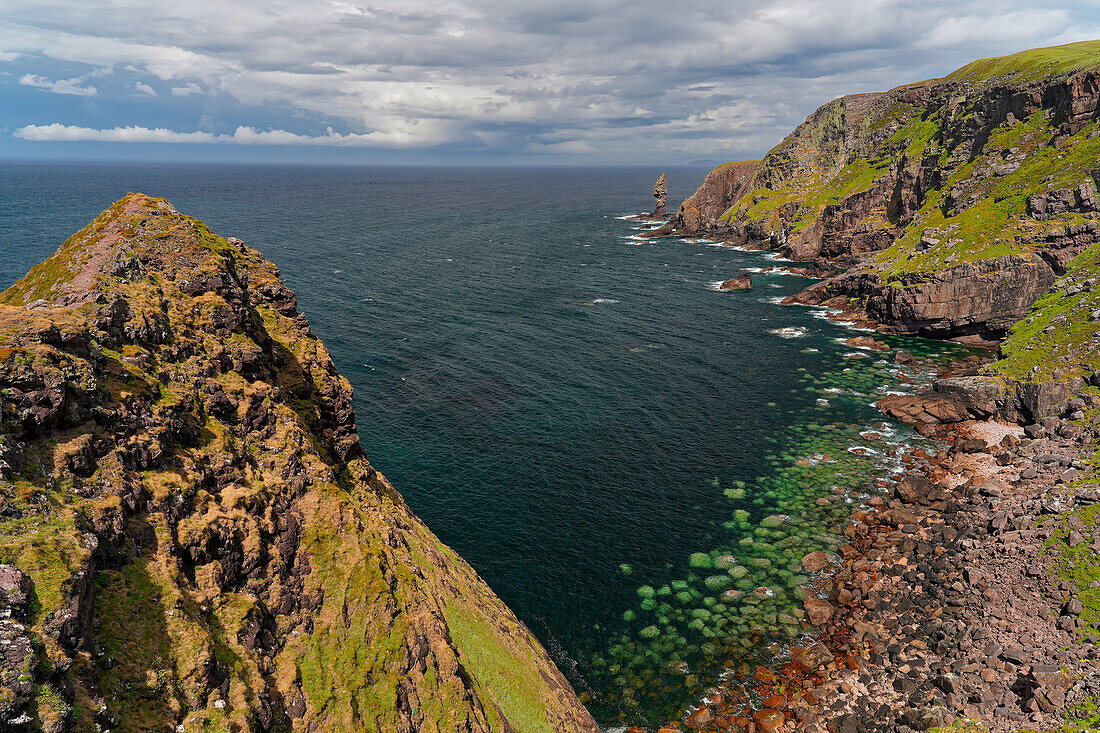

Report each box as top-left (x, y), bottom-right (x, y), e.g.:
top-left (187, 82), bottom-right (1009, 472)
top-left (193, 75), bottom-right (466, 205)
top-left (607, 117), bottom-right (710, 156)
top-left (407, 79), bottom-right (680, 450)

top-left (0, 163), bottom-right (973, 727)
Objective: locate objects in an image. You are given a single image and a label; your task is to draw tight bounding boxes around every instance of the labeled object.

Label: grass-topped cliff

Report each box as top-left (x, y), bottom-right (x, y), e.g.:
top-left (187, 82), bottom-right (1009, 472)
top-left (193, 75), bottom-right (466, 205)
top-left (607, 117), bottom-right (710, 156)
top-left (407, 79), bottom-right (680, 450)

top-left (665, 40), bottom-right (1100, 343)
top-left (0, 194), bottom-right (598, 733)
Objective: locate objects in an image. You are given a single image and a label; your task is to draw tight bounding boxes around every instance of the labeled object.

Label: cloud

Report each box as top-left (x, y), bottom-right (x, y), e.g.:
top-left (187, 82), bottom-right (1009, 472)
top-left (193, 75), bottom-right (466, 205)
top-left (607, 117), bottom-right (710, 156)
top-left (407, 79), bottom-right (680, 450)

top-left (170, 82), bottom-right (203, 97)
top-left (133, 81), bottom-right (156, 96)
top-left (19, 73), bottom-right (97, 96)
top-left (14, 123), bottom-right (450, 147)
top-left (3, 1), bottom-right (1100, 159)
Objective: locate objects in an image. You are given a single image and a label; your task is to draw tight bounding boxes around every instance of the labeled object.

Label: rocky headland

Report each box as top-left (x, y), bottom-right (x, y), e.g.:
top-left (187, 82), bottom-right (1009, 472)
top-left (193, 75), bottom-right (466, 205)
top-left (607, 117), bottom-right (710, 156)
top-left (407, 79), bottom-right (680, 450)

top-left (641, 40), bottom-right (1100, 733)
top-left (0, 193), bottom-right (598, 733)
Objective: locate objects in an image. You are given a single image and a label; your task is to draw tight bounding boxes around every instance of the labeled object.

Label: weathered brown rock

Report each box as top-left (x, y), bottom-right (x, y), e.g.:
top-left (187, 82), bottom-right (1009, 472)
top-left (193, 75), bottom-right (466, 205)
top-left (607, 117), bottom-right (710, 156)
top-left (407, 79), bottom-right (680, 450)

top-left (719, 273), bottom-right (752, 290)
top-left (0, 566), bottom-right (32, 617)
top-left (801, 550), bottom-right (830, 572)
top-left (844, 335), bottom-right (890, 351)
top-left (804, 597), bottom-right (835, 626)
top-left (753, 708), bottom-right (785, 733)
top-left (653, 173), bottom-right (667, 217)
top-left (791, 642), bottom-right (834, 674)
top-left (652, 161), bottom-right (759, 235)
top-left (684, 707), bottom-right (713, 729)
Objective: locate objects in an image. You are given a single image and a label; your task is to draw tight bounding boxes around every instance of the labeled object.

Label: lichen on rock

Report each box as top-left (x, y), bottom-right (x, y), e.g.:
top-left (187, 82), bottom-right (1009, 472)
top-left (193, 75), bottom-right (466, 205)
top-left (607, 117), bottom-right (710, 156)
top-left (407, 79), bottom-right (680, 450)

top-left (0, 193), bottom-right (598, 733)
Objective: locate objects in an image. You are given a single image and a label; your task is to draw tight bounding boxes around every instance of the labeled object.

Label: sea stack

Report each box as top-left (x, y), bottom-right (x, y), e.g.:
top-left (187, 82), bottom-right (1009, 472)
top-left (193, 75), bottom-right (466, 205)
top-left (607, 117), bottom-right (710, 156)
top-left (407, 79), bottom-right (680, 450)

top-left (653, 173), bottom-right (667, 217)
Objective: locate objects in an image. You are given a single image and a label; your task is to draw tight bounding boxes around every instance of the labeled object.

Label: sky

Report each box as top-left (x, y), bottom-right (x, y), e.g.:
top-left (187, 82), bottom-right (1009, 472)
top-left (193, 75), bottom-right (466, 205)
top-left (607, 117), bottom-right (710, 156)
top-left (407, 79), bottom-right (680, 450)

top-left (1, 1), bottom-right (1099, 165)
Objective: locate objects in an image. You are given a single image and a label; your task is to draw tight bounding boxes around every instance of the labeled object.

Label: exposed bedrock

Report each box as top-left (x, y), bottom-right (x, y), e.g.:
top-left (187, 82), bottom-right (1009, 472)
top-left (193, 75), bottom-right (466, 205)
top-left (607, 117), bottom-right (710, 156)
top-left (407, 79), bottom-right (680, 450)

top-left (653, 173), bottom-right (668, 217)
top-left (792, 254), bottom-right (1058, 340)
top-left (879, 373), bottom-right (1085, 428)
top-left (648, 161), bottom-right (759, 236)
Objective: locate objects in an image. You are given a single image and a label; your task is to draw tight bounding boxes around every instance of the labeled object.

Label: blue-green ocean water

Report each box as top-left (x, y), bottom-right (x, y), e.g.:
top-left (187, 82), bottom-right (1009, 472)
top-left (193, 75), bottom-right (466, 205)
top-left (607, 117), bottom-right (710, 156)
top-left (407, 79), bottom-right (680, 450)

top-left (0, 163), bottom-right (963, 726)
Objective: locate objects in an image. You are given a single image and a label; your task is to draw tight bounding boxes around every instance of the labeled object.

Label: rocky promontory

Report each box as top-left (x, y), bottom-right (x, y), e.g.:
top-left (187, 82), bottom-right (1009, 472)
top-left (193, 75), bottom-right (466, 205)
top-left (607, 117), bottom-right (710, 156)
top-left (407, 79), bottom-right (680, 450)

top-left (719, 273), bottom-right (753, 290)
top-left (648, 161), bottom-right (759, 236)
top-left (655, 41), bottom-right (1100, 342)
top-left (642, 40), bottom-right (1100, 733)
top-left (0, 194), bottom-right (598, 733)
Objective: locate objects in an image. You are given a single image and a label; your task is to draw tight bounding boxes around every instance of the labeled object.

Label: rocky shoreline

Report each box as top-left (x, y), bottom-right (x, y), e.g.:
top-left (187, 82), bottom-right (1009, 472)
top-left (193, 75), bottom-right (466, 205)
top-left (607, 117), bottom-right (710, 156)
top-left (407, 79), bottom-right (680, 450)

top-left (635, 342), bottom-right (1100, 733)
top-left (622, 41), bottom-right (1100, 732)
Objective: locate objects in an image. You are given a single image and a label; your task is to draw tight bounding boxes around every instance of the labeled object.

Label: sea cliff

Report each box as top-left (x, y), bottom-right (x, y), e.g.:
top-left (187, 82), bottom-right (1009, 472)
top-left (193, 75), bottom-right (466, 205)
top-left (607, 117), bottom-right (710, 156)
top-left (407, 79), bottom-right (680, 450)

top-left (655, 41), bottom-right (1100, 344)
top-left (0, 193), bottom-right (598, 733)
top-left (639, 40), bottom-right (1100, 733)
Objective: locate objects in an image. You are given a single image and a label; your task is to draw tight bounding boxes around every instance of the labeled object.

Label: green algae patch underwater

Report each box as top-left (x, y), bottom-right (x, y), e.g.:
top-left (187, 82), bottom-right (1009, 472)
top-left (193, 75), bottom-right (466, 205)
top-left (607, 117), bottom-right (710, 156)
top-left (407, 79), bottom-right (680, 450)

top-left (586, 323), bottom-right (977, 726)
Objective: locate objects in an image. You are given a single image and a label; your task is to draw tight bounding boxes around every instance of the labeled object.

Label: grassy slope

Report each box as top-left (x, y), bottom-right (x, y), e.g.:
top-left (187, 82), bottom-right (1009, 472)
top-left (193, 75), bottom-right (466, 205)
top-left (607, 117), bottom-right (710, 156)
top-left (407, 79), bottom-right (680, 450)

top-left (948, 40), bottom-right (1100, 83)
top-left (988, 239), bottom-right (1100, 382)
top-left (710, 41), bottom-right (1100, 284)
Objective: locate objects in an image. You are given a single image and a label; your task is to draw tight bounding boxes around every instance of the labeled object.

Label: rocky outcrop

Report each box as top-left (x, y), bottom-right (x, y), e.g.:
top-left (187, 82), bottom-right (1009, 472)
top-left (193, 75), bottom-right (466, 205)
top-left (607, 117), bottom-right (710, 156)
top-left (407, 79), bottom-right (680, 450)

top-left (879, 372), bottom-right (1087, 430)
top-left (653, 173), bottom-right (667, 217)
top-left (649, 161), bottom-right (759, 235)
top-left (0, 194), bottom-right (598, 733)
top-left (665, 42), bottom-right (1100, 340)
top-left (793, 253), bottom-right (1063, 341)
top-left (719, 273), bottom-right (752, 290)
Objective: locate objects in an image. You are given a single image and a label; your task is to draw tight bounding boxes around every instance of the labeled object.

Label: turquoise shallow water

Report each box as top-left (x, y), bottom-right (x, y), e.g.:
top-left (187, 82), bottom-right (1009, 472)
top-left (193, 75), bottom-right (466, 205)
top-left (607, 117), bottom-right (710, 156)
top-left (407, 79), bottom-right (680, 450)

top-left (0, 163), bottom-right (965, 725)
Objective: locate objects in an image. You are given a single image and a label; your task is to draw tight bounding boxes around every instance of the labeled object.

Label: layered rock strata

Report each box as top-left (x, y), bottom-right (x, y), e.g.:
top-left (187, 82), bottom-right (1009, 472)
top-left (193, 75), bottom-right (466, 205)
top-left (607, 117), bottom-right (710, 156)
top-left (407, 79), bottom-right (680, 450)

top-left (658, 42), bottom-right (1100, 340)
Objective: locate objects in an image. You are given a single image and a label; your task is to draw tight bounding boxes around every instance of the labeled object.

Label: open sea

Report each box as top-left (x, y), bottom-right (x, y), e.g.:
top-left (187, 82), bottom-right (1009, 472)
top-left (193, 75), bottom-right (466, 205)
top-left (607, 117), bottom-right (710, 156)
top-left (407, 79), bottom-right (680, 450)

top-left (0, 163), bottom-right (966, 726)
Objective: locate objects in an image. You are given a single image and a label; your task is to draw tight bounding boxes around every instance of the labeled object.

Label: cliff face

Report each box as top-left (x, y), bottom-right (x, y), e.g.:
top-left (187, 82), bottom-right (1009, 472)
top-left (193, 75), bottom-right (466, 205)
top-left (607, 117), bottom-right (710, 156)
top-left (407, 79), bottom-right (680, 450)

top-left (0, 194), bottom-right (598, 733)
top-left (650, 161), bottom-right (758, 236)
top-left (666, 41), bottom-right (1100, 340)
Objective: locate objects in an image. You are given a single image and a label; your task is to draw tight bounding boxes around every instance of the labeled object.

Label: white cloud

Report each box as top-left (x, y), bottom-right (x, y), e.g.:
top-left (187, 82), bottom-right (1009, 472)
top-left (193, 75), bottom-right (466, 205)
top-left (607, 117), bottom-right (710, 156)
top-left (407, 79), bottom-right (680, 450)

top-left (14, 123), bottom-right (451, 147)
top-left (2, 1), bottom-right (1100, 158)
top-left (170, 82), bottom-right (203, 97)
top-left (19, 73), bottom-right (97, 96)
top-left (133, 81), bottom-right (156, 96)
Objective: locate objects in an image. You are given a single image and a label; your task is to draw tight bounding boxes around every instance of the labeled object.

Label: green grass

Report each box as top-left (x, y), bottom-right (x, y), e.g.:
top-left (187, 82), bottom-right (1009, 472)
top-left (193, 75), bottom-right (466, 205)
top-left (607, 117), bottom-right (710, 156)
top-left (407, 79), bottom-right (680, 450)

top-left (1047, 500), bottom-right (1100, 642)
top-left (990, 234), bottom-right (1100, 381)
top-left (876, 112), bottom-right (1100, 281)
top-left (720, 156), bottom-right (892, 233)
top-left (948, 40), bottom-right (1100, 84)
top-left (443, 600), bottom-right (557, 733)
top-left (928, 720), bottom-right (988, 733)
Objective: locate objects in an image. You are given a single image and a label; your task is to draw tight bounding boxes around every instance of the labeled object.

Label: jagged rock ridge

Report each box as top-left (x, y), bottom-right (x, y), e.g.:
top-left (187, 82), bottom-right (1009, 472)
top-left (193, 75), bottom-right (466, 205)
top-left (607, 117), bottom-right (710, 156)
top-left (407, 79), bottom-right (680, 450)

top-left (660, 40), bottom-right (1100, 342)
top-left (0, 194), bottom-right (598, 733)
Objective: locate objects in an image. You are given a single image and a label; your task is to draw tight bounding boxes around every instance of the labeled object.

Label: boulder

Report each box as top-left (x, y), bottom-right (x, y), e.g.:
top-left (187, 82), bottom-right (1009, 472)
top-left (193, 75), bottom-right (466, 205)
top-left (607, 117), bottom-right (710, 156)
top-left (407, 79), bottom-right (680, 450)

top-left (0, 566), bottom-right (32, 618)
top-left (719, 273), bottom-right (752, 290)
top-left (804, 597), bottom-right (835, 625)
top-left (791, 641), bottom-right (833, 673)
top-left (844, 335), bottom-right (890, 351)
top-left (932, 376), bottom-right (1007, 419)
top-left (801, 550), bottom-right (829, 572)
top-left (753, 708), bottom-right (785, 733)
top-left (896, 475), bottom-right (934, 503)
top-left (878, 392), bottom-right (973, 424)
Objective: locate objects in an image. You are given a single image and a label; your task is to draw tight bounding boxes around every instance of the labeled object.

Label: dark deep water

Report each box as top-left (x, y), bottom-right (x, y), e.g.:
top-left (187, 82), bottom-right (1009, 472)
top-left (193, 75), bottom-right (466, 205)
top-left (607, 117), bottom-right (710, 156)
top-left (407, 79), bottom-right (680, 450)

top-left (0, 162), bottom-right (963, 726)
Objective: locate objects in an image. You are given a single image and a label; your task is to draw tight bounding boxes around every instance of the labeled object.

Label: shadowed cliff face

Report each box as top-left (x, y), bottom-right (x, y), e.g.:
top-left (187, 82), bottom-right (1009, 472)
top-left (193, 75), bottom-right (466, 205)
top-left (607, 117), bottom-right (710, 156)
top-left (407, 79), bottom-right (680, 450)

top-left (0, 193), bottom-right (598, 733)
top-left (663, 41), bottom-right (1100, 342)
